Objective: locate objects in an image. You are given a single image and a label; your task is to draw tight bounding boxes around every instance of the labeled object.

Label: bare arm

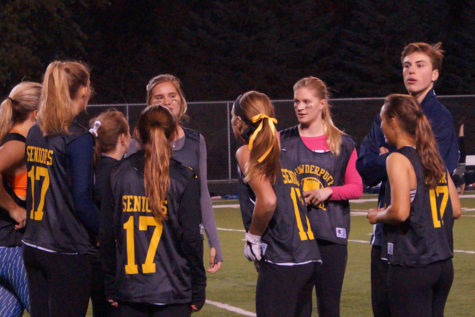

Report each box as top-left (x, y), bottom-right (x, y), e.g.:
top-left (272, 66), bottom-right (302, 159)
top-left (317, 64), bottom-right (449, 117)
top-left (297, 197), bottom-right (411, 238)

top-left (368, 153), bottom-right (413, 225)
top-left (447, 173), bottom-right (461, 219)
top-left (236, 146), bottom-right (276, 236)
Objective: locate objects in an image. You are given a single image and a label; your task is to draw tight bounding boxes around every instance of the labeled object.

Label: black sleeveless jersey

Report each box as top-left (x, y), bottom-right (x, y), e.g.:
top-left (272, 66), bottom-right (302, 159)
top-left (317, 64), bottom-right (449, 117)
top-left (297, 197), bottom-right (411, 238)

top-left (237, 149), bottom-right (321, 264)
top-left (280, 126), bottom-right (355, 245)
top-left (22, 112), bottom-right (95, 254)
top-left (383, 147), bottom-right (454, 267)
top-left (0, 133), bottom-right (26, 247)
top-left (172, 128), bottom-right (201, 174)
top-left (107, 151), bottom-right (205, 305)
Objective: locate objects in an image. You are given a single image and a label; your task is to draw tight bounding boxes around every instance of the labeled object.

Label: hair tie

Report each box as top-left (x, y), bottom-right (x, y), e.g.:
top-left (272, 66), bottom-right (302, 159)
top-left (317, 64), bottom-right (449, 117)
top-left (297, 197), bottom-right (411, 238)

top-left (89, 120), bottom-right (102, 137)
top-left (248, 114), bottom-right (278, 163)
top-left (7, 97), bottom-right (15, 103)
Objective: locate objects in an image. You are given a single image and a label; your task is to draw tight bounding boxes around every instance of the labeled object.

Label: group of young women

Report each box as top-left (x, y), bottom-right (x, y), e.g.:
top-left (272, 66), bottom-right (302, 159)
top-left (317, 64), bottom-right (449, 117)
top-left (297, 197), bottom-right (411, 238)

top-left (0, 61), bottom-right (219, 317)
top-left (0, 58), bottom-right (460, 317)
top-left (233, 79), bottom-right (460, 316)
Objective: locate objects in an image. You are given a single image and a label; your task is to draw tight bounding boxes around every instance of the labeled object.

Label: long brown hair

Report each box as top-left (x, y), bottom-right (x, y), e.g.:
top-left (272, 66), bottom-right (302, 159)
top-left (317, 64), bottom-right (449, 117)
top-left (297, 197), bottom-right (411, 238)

top-left (234, 91), bottom-right (280, 184)
top-left (38, 61), bottom-right (90, 135)
top-left (382, 94), bottom-right (445, 188)
top-left (0, 81), bottom-right (41, 141)
top-left (293, 76), bottom-right (344, 155)
top-left (137, 105), bottom-right (176, 220)
top-left (89, 109), bottom-right (129, 163)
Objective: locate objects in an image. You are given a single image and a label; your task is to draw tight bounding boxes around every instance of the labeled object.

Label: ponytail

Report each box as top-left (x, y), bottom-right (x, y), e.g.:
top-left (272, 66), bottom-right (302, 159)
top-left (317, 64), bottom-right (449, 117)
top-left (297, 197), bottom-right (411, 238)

top-left (0, 98), bottom-right (14, 141)
top-left (89, 109), bottom-right (129, 164)
top-left (144, 127), bottom-right (171, 220)
top-left (246, 114), bottom-right (280, 184)
top-left (0, 82), bottom-right (41, 141)
top-left (415, 114), bottom-right (445, 188)
top-left (137, 105), bottom-right (176, 221)
top-left (38, 61), bottom-right (89, 135)
top-left (234, 91), bottom-right (281, 184)
top-left (382, 94), bottom-right (445, 188)
top-left (322, 104), bottom-right (344, 155)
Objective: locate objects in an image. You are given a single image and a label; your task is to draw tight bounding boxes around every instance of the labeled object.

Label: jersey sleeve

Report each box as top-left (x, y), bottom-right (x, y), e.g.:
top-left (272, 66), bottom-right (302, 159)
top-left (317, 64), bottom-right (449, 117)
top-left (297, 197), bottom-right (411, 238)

top-left (329, 149), bottom-right (363, 200)
top-left (198, 134), bottom-right (223, 262)
top-left (99, 173), bottom-right (118, 300)
top-left (178, 174), bottom-right (206, 309)
top-left (67, 134), bottom-right (100, 235)
top-left (356, 114), bottom-right (390, 186)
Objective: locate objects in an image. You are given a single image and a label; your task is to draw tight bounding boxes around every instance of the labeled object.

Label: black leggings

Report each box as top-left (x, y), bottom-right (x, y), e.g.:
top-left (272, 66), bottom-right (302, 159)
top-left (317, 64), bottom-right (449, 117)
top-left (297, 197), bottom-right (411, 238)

top-left (387, 259), bottom-right (453, 317)
top-left (314, 240), bottom-right (347, 317)
top-left (256, 261), bottom-right (318, 317)
top-left (23, 245), bottom-right (92, 317)
top-left (371, 245), bottom-right (391, 317)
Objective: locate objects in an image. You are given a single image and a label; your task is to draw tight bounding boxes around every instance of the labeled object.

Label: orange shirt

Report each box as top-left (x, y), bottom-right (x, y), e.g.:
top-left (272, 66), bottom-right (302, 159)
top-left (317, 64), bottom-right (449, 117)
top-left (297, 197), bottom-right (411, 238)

top-left (5, 128), bottom-right (27, 199)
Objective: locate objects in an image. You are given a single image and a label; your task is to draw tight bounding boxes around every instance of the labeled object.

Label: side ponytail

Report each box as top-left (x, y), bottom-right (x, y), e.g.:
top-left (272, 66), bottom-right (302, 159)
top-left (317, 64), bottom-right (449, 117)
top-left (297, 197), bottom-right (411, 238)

top-left (137, 105), bottom-right (176, 221)
top-left (415, 114), bottom-right (445, 188)
top-left (144, 127), bottom-right (171, 220)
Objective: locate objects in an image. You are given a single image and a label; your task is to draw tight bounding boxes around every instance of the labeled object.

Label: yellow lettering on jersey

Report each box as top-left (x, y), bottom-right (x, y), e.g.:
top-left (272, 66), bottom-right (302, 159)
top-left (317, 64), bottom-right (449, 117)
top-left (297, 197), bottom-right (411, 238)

top-left (439, 173), bottom-right (447, 184)
top-left (295, 164), bottom-right (334, 186)
top-left (122, 196), bottom-right (165, 214)
top-left (26, 146), bottom-right (53, 166)
top-left (281, 168), bottom-right (299, 186)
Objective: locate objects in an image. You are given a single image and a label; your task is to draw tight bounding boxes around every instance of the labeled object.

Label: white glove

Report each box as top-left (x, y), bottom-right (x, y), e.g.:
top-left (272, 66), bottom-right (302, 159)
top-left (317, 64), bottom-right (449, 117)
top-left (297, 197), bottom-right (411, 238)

top-left (244, 232), bottom-right (262, 262)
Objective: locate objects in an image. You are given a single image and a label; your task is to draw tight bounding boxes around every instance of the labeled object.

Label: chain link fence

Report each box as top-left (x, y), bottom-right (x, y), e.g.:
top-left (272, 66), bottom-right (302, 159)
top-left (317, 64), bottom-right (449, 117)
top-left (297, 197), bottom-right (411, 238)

top-left (88, 95), bottom-right (474, 194)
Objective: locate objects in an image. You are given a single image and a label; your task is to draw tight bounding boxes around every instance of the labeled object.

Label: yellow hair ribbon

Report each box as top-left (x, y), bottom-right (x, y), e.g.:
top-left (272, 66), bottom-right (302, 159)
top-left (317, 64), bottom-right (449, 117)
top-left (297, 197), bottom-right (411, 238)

top-left (248, 114), bottom-right (278, 163)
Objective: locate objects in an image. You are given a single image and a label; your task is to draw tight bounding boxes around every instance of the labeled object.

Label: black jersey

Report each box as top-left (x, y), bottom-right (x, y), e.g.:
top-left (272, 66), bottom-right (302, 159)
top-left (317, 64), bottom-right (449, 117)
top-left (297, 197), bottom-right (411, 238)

top-left (0, 133), bottom-right (26, 247)
top-left (22, 113), bottom-right (95, 254)
top-left (93, 155), bottom-right (120, 210)
top-left (172, 128), bottom-right (200, 173)
top-left (237, 149), bottom-right (321, 264)
top-left (103, 151), bottom-right (205, 305)
top-left (280, 126), bottom-right (355, 245)
top-left (383, 147), bottom-right (454, 267)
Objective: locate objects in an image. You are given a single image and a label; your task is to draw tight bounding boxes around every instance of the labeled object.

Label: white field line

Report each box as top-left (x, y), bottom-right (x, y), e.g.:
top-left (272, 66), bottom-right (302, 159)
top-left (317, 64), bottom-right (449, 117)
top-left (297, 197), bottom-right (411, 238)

top-left (206, 300), bottom-right (256, 316)
top-left (213, 194), bottom-right (475, 208)
top-left (216, 228), bottom-right (475, 254)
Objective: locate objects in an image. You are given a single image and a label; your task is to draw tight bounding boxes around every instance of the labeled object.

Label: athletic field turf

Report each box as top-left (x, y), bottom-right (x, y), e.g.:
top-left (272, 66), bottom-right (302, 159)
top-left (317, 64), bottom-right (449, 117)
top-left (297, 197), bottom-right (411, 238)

top-left (24, 194), bottom-right (475, 316)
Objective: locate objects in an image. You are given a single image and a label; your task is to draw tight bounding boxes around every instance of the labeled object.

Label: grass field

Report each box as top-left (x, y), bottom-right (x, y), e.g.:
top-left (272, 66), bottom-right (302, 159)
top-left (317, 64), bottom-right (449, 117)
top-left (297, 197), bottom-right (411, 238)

top-left (24, 194), bottom-right (475, 316)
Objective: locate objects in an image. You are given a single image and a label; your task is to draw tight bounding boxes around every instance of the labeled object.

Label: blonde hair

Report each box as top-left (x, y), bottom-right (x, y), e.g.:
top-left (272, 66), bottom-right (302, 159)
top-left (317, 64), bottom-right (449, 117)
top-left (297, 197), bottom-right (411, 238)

top-left (37, 61), bottom-right (90, 135)
top-left (146, 74), bottom-right (187, 120)
top-left (137, 105), bottom-right (176, 221)
top-left (89, 109), bottom-right (129, 164)
top-left (293, 76), bottom-right (344, 155)
top-left (237, 91), bottom-right (281, 184)
top-left (0, 82), bottom-right (41, 141)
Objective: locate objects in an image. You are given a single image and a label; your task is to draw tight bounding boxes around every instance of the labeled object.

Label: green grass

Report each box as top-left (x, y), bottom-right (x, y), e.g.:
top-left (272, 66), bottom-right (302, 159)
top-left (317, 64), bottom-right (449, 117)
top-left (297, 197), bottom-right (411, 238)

top-left (24, 194), bottom-right (475, 316)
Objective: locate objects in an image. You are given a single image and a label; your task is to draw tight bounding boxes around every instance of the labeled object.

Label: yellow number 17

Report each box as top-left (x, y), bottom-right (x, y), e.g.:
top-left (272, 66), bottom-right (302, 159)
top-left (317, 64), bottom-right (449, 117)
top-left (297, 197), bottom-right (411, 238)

top-left (290, 187), bottom-right (315, 241)
top-left (123, 215), bottom-right (164, 274)
top-left (429, 185), bottom-right (449, 228)
top-left (27, 166), bottom-right (50, 221)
